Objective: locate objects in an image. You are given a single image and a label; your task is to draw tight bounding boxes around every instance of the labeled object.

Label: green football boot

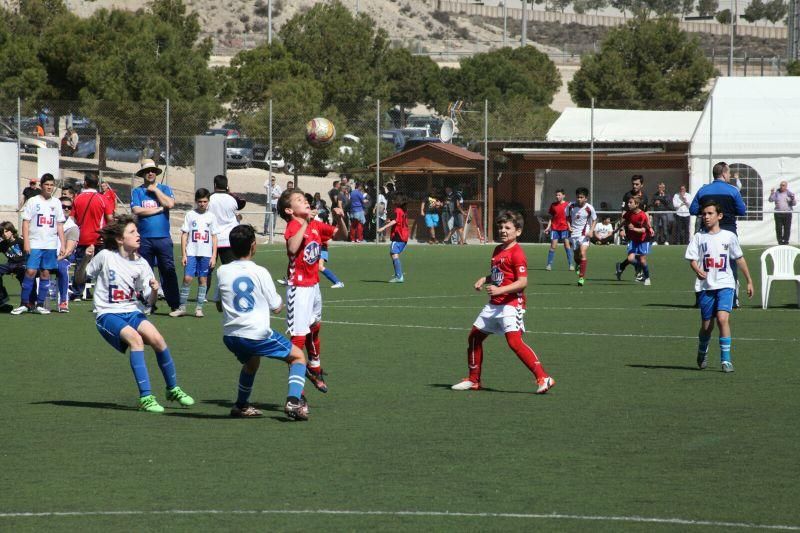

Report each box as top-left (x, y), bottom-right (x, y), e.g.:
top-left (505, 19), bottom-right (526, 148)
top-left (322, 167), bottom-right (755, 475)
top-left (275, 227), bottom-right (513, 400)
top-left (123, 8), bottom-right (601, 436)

top-left (138, 394), bottom-right (165, 413)
top-left (166, 386), bottom-right (195, 407)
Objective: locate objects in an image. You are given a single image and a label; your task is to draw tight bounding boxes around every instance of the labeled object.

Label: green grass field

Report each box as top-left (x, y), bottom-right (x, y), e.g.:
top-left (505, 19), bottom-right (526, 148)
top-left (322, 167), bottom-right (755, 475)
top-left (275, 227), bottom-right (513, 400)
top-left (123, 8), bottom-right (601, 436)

top-left (2, 243), bottom-right (799, 532)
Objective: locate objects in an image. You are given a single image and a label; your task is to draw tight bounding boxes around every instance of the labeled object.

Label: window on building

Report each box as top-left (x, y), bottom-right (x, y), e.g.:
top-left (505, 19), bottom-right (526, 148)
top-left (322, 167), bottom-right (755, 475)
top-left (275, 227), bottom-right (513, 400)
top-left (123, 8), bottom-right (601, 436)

top-left (729, 163), bottom-right (763, 221)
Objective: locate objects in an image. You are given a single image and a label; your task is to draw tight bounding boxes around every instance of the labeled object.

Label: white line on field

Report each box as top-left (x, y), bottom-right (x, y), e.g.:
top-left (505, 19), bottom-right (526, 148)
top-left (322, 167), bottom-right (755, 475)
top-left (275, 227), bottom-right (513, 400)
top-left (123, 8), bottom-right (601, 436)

top-left (324, 303), bottom-right (798, 313)
top-left (0, 509), bottom-right (797, 530)
top-left (324, 290), bottom-right (692, 304)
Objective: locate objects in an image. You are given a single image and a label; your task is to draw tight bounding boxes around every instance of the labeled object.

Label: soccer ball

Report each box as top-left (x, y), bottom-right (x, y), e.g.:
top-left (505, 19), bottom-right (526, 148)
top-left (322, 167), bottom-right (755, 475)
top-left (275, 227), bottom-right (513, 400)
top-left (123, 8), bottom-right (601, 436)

top-left (305, 117), bottom-right (336, 148)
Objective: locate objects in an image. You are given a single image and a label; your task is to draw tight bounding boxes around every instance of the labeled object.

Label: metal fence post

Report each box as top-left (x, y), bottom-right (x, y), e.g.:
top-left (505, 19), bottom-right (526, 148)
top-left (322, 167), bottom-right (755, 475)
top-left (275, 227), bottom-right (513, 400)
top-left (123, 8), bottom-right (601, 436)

top-left (16, 97), bottom-right (21, 205)
top-left (165, 98), bottom-right (170, 185)
top-left (709, 91), bottom-right (714, 181)
top-left (268, 98), bottom-right (273, 243)
top-left (590, 97), bottom-right (595, 201)
top-left (483, 99), bottom-right (488, 243)
top-left (376, 99), bottom-right (381, 245)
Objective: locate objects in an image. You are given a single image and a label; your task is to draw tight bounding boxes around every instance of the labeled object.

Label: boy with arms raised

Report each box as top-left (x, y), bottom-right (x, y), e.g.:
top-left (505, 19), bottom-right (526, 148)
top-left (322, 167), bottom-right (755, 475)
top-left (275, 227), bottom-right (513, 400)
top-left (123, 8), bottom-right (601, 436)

top-left (452, 211), bottom-right (555, 394)
top-left (615, 196), bottom-right (655, 285)
top-left (277, 188), bottom-right (346, 393)
top-left (685, 199), bottom-right (753, 373)
top-left (171, 188), bottom-right (219, 318)
top-left (544, 189), bottom-right (573, 271)
top-left (567, 187), bottom-right (597, 287)
top-left (210, 224), bottom-right (309, 420)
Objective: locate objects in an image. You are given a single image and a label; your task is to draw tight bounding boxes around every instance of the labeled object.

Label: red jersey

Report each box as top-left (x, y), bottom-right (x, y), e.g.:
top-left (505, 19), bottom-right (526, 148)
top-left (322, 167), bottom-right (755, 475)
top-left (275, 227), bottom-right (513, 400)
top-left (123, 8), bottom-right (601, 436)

top-left (102, 187), bottom-right (118, 209)
top-left (73, 189), bottom-right (114, 246)
top-left (390, 207), bottom-right (409, 242)
top-left (623, 209), bottom-right (652, 244)
top-left (547, 201), bottom-right (569, 231)
top-left (284, 219), bottom-right (335, 287)
top-left (488, 243), bottom-right (527, 308)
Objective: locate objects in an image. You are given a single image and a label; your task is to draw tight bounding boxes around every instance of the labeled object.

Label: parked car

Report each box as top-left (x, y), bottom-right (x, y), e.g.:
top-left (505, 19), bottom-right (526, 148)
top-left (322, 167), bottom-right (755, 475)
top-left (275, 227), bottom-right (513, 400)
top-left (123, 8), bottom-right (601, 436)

top-left (380, 129), bottom-right (406, 152)
top-left (73, 137), bottom-right (171, 164)
top-left (0, 120), bottom-right (60, 153)
top-left (338, 134), bottom-right (361, 156)
top-left (204, 127), bottom-right (239, 140)
top-left (225, 137), bottom-right (253, 168)
top-left (251, 143), bottom-right (286, 170)
top-left (408, 115), bottom-right (444, 135)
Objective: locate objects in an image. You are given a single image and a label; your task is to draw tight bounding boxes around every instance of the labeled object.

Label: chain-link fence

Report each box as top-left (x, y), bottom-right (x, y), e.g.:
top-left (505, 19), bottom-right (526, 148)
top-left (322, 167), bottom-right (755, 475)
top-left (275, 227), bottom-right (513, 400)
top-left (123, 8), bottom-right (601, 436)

top-left (2, 93), bottom-right (799, 246)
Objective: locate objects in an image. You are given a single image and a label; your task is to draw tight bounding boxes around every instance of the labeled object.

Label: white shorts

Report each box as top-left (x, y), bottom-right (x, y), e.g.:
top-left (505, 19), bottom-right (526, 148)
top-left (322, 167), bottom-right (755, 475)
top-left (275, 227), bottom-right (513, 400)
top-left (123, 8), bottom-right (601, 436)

top-left (286, 284), bottom-right (322, 336)
top-left (473, 304), bottom-right (525, 335)
top-left (570, 235), bottom-right (591, 249)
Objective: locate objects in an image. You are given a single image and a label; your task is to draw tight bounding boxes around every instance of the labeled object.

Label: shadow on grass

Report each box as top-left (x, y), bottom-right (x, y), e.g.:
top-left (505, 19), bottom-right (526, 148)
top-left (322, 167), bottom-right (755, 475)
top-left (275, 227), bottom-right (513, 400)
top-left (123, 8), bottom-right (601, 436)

top-left (428, 383), bottom-right (532, 395)
top-left (626, 364), bottom-right (700, 372)
top-left (359, 279), bottom-right (397, 283)
top-left (31, 400), bottom-right (137, 411)
top-left (644, 303), bottom-right (698, 309)
top-left (201, 398), bottom-right (283, 413)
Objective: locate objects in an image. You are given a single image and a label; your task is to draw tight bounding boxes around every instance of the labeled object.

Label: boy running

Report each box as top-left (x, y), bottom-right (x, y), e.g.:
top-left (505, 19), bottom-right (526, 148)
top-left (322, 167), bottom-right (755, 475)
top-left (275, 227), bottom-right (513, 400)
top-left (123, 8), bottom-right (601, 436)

top-left (567, 187), bottom-right (597, 287)
top-left (685, 199), bottom-right (753, 373)
top-left (544, 189), bottom-right (573, 271)
top-left (452, 211), bottom-right (555, 394)
top-left (277, 188), bottom-right (346, 394)
top-left (171, 188), bottom-right (219, 318)
top-left (13, 173), bottom-right (65, 315)
top-left (615, 196), bottom-right (655, 285)
top-left (76, 215), bottom-right (194, 412)
top-left (376, 194), bottom-right (409, 283)
top-left (210, 224), bottom-right (309, 420)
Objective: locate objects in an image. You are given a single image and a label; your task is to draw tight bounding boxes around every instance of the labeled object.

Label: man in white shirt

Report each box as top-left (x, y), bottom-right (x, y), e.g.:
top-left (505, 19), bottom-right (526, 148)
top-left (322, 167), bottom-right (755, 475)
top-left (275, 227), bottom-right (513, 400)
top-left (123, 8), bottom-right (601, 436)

top-left (263, 175), bottom-right (282, 240)
top-left (672, 184), bottom-right (693, 245)
top-left (12, 173), bottom-right (65, 315)
top-left (208, 174), bottom-right (246, 265)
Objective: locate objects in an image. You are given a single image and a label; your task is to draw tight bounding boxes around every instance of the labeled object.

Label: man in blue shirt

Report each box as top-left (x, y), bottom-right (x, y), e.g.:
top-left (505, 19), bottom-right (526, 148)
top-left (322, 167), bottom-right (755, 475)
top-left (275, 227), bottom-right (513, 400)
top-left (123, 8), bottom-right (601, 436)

top-left (131, 159), bottom-right (180, 312)
top-left (690, 162), bottom-right (747, 234)
top-left (348, 182), bottom-right (366, 242)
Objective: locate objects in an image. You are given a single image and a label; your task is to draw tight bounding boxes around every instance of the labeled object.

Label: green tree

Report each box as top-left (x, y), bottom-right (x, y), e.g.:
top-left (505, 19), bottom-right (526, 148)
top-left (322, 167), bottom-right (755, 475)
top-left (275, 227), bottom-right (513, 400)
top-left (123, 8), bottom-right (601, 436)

top-left (787, 60), bottom-right (800, 75)
top-left (446, 46), bottom-right (561, 111)
top-left (763, 0), bottom-right (787, 23)
top-left (696, 0), bottom-right (718, 16)
top-left (456, 95), bottom-right (560, 143)
top-left (568, 18), bottom-right (715, 110)
top-left (0, 13), bottom-right (52, 103)
top-left (379, 47), bottom-right (445, 123)
top-left (279, 0), bottom-right (389, 115)
top-left (716, 8), bottom-right (731, 23)
top-left (742, 0), bottom-right (765, 22)
top-left (612, 0), bottom-right (634, 18)
top-left (681, 0), bottom-right (695, 18)
top-left (587, 0), bottom-right (610, 13)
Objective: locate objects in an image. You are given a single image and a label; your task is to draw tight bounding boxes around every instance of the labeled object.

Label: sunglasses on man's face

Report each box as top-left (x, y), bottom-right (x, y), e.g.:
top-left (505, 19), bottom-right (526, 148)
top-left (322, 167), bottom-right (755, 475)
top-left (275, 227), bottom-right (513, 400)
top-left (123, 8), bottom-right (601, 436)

top-left (62, 205), bottom-right (72, 210)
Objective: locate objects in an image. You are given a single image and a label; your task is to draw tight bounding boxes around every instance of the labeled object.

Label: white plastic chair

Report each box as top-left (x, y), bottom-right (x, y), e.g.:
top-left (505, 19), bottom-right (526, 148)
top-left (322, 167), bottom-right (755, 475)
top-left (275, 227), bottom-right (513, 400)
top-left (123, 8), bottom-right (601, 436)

top-left (760, 245), bottom-right (800, 309)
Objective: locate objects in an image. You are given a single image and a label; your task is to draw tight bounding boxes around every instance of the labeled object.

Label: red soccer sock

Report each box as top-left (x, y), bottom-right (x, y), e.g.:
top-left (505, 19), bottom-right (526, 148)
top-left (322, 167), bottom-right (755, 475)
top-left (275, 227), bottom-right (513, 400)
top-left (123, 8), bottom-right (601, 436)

top-left (305, 323), bottom-right (322, 370)
top-left (505, 331), bottom-right (547, 380)
top-left (579, 258), bottom-right (588, 277)
top-left (467, 327), bottom-right (488, 382)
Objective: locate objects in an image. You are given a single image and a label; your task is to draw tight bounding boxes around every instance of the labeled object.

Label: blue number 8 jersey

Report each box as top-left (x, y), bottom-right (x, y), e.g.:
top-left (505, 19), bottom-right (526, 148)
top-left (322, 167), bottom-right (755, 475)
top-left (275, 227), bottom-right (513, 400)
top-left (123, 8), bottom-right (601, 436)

top-left (210, 260), bottom-right (283, 339)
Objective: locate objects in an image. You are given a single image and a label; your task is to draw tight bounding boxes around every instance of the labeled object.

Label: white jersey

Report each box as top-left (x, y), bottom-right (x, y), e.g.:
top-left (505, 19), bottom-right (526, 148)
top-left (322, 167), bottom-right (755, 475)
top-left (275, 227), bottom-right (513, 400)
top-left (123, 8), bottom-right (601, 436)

top-left (210, 260), bottom-right (282, 339)
top-left (685, 229), bottom-right (743, 291)
top-left (208, 193), bottom-right (240, 247)
top-left (181, 210), bottom-right (219, 257)
top-left (568, 202), bottom-right (597, 237)
top-left (59, 218), bottom-right (79, 251)
top-left (23, 195), bottom-right (65, 249)
top-left (86, 249), bottom-right (155, 316)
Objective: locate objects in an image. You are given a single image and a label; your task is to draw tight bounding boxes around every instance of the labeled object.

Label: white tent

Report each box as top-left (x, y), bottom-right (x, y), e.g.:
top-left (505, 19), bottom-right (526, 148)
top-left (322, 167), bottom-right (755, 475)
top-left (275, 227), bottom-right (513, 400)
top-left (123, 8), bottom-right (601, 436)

top-left (547, 107), bottom-right (701, 143)
top-left (690, 77), bottom-right (800, 245)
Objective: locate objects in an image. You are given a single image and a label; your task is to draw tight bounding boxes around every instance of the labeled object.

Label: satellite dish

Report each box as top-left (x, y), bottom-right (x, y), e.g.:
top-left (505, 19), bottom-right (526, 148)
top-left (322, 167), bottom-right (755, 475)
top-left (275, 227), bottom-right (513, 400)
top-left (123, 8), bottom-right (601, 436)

top-left (440, 118), bottom-right (454, 143)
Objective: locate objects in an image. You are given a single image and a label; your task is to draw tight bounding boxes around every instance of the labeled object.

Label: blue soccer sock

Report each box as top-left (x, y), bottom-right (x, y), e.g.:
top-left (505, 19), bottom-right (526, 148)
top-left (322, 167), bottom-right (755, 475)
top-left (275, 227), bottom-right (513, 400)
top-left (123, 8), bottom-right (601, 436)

top-left (698, 333), bottom-right (711, 354)
top-left (566, 247), bottom-right (574, 266)
top-left (196, 285), bottom-right (207, 307)
top-left (642, 264), bottom-right (650, 278)
top-left (37, 278), bottom-right (50, 306)
top-left (546, 249), bottom-right (555, 266)
top-left (321, 268), bottom-right (341, 284)
top-left (155, 347), bottom-right (177, 389)
top-left (236, 368), bottom-right (256, 408)
top-left (720, 337), bottom-right (732, 363)
top-left (20, 275), bottom-right (35, 306)
top-left (287, 363), bottom-right (306, 399)
top-left (129, 350), bottom-right (152, 397)
top-left (392, 258), bottom-right (403, 278)
top-left (179, 283), bottom-right (190, 306)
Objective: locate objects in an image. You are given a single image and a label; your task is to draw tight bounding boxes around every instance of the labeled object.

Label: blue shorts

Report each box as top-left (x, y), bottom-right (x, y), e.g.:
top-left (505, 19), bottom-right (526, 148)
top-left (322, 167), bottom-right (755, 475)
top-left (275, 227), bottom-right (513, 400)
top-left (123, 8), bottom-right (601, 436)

top-left (390, 241), bottom-right (407, 255)
top-left (26, 249), bottom-right (57, 270)
top-left (425, 213), bottom-right (440, 228)
top-left (699, 288), bottom-right (735, 321)
top-left (96, 311), bottom-right (149, 353)
top-left (550, 229), bottom-right (569, 241)
top-left (185, 256), bottom-right (211, 278)
top-left (223, 332), bottom-right (293, 364)
top-left (626, 241), bottom-right (652, 256)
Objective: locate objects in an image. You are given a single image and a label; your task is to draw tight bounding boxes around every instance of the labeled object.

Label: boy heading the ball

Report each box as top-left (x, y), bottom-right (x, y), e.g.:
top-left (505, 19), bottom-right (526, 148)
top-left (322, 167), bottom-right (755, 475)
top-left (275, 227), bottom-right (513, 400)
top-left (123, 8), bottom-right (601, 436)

top-left (685, 199), bottom-right (753, 373)
top-left (452, 211), bottom-right (555, 394)
top-left (277, 188), bottom-right (346, 393)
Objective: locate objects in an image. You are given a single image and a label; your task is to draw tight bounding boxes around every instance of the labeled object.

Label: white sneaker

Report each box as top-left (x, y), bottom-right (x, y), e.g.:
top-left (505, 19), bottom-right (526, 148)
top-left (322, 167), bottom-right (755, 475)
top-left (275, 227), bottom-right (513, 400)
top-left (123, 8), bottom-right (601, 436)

top-left (276, 278), bottom-right (288, 286)
top-left (643, 278), bottom-right (652, 286)
top-left (33, 306), bottom-right (50, 315)
top-left (451, 379), bottom-right (481, 391)
top-left (536, 376), bottom-right (555, 394)
top-left (568, 265), bottom-right (575, 271)
top-left (10, 305), bottom-right (30, 315)
top-left (545, 264), bottom-right (552, 271)
top-left (194, 307), bottom-right (204, 318)
top-left (169, 307), bottom-right (187, 317)
top-left (331, 282), bottom-right (345, 289)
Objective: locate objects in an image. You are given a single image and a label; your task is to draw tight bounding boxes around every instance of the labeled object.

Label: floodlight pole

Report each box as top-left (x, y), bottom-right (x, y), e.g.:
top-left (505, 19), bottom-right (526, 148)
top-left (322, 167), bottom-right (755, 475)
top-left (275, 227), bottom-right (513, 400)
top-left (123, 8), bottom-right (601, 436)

top-left (165, 98), bottom-right (170, 185)
top-left (484, 99), bottom-right (488, 242)
top-left (268, 98), bottom-right (273, 242)
top-left (590, 98), bottom-right (595, 202)
top-left (376, 99), bottom-right (381, 245)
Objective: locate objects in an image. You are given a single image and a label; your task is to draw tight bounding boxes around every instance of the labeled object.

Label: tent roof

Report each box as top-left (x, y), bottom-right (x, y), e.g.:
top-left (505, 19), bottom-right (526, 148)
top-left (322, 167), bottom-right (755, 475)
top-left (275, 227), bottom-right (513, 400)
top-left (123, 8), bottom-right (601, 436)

top-left (690, 77), bottom-right (800, 156)
top-left (547, 107), bottom-right (701, 143)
